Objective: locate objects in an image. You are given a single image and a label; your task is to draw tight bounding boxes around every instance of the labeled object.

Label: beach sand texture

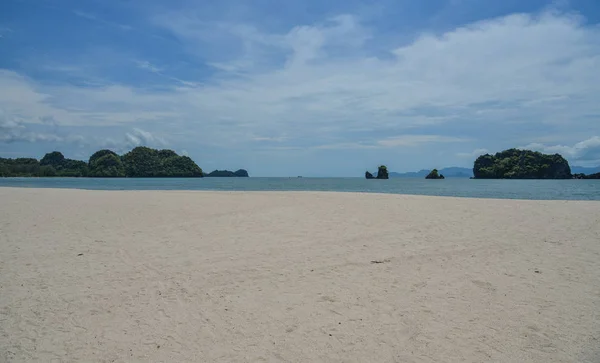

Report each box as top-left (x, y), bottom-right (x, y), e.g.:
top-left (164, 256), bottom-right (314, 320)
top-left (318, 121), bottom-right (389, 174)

top-left (1, 187), bottom-right (599, 362)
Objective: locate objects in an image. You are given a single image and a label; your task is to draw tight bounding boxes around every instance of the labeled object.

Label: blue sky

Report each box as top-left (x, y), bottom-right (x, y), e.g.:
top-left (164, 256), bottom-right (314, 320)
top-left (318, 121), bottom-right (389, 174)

top-left (1, 0), bottom-right (600, 176)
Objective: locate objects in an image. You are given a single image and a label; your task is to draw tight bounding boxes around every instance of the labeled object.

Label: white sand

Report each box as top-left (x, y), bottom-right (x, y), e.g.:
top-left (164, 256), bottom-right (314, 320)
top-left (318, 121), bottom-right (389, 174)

top-left (1, 188), bottom-right (599, 362)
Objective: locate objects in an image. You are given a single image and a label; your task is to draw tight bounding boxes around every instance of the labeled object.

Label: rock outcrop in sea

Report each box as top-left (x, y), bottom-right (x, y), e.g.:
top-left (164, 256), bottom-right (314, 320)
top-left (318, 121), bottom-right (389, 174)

top-left (376, 166), bottom-right (389, 179)
top-left (365, 166), bottom-right (389, 179)
top-left (425, 169), bottom-right (445, 179)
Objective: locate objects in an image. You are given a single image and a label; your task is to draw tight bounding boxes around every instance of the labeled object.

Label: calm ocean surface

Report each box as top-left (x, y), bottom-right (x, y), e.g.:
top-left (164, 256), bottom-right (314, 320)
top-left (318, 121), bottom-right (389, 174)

top-left (1, 177), bottom-right (599, 200)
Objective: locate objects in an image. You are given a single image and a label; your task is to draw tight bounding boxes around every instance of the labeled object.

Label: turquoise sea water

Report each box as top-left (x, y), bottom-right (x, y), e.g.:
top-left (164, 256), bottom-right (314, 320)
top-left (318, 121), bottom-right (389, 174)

top-left (1, 177), bottom-right (599, 200)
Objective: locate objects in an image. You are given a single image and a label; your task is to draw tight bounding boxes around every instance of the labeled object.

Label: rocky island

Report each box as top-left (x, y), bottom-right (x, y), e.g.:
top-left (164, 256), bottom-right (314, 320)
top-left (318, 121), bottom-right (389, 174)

top-left (473, 149), bottom-right (572, 179)
top-left (365, 165), bottom-right (389, 179)
top-left (425, 169), bottom-right (445, 179)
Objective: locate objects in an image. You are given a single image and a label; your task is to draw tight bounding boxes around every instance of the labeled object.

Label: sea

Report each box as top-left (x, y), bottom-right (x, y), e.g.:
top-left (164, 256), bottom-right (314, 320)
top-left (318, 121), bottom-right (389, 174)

top-left (1, 177), bottom-right (599, 201)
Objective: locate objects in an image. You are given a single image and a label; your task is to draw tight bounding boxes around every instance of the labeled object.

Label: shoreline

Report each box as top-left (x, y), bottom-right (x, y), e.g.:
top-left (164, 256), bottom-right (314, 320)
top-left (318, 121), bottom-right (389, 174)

top-left (0, 185), bottom-right (599, 203)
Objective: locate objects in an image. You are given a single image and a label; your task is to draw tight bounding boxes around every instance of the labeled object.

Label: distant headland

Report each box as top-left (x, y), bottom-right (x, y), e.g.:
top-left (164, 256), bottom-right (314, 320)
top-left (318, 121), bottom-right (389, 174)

top-left (0, 147), bottom-right (249, 178)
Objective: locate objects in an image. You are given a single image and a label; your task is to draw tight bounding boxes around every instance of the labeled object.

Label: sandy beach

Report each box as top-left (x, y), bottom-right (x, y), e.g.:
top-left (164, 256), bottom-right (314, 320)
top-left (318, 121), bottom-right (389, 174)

top-left (1, 187), bottom-right (599, 362)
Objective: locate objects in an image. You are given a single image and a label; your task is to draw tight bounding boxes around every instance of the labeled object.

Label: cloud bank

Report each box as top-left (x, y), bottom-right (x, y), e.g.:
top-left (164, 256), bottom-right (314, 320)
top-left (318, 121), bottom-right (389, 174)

top-left (1, 5), bottom-right (599, 174)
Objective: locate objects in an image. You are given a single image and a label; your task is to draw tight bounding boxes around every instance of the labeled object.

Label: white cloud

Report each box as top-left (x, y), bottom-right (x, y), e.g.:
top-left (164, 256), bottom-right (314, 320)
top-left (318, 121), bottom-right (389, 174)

top-left (0, 27), bottom-right (13, 39)
top-left (0, 10), bottom-right (599, 152)
top-left (124, 128), bottom-right (167, 147)
top-left (283, 14), bottom-right (369, 68)
top-left (307, 134), bottom-right (467, 150)
top-left (135, 60), bottom-right (162, 73)
top-left (251, 135), bottom-right (289, 142)
top-left (0, 110), bottom-right (90, 145)
top-left (377, 135), bottom-right (468, 147)
top-left (73, 10), bottom-right (133, 31)
top-left (312, 142), bottom-right (377, 150)
top-left (0, 116), bottom-right (63, 143)
top-left (72, 10), bottom-right (97, 21)
top-left (97, 128), bottom-right (168, 154)
top-left (457, 148), bottom-right (490, 158)
top-left (520, 136), bottom-right (600, 164)
top-left (0, 70), bottom-right (178, 126)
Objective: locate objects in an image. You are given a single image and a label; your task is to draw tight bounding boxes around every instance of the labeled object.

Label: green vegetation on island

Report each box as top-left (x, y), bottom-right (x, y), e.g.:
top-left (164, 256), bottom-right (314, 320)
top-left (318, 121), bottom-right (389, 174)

top-left (473, 149), bottom-right (572, 179)
top-left (425, 169), bottom-right (445, 179)
top-left (121, 147), bottom-right (203, 177)
top-left (1, 147), bottom-right (207, 178)
top-left (1, 152), bottom-right (89, 177)
top-left (205, 169), bottom-right (249, 177)
top-left (88, 150), bottom-right (126, 177)
top-left (0, 158), bottom-right (48, 177)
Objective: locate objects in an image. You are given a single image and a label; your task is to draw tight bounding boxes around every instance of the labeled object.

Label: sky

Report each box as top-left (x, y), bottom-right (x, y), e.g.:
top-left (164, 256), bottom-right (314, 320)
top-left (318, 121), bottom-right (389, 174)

top-left (1, 0), bottom-right (600, 176)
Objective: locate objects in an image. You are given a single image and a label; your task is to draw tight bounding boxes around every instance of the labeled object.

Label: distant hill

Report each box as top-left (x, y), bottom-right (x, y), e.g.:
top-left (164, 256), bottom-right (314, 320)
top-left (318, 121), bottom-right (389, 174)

top-left (388, 167), bottom-right (473, 178)
top-left (205, 169), bottom-right (249, 177)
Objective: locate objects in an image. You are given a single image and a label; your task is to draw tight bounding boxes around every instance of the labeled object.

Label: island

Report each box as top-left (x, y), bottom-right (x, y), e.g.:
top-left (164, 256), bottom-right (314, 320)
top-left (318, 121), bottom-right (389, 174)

top-left (425, 169), bottom-right (445, 179)
top-left (365, 165), bottom-right (389, 179)
top-left (0, 147), bottom-right (213, 178)
top-left (473, 149), bottom-right (572, 179)
top-left (205, 169), bottom-right (249, 177)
